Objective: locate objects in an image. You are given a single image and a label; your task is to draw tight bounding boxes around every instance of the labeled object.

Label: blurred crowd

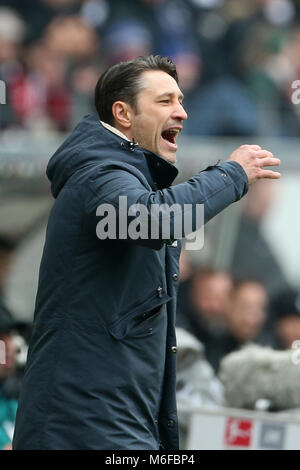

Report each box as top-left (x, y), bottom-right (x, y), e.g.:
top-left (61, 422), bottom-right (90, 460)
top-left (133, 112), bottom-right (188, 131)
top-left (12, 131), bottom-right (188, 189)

top-left (174, 178), bottom-right (300, 446)
top-left (176, 259), bottom-right (298, 375)
top-left (1, 0), bottom-right (300, 136)
top-left (176, 218), bottom-right (300, 446)
top-left (0, 236), bottom-right (29, 450)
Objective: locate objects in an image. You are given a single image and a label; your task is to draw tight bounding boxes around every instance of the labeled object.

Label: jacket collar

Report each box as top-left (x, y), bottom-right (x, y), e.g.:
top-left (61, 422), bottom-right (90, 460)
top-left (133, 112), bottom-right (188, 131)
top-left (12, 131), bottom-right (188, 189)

top-left (100, 120), bottom-right (130, 142)
top-left (143, 149), bottom-right (179, 189)
top-left (99, 119), bottom-right (179, 190)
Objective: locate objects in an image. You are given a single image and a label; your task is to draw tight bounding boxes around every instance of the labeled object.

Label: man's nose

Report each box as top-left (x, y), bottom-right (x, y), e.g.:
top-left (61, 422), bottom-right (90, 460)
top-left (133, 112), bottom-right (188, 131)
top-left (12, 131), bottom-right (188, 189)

top-left (172, 103), bottom-right (188, 121)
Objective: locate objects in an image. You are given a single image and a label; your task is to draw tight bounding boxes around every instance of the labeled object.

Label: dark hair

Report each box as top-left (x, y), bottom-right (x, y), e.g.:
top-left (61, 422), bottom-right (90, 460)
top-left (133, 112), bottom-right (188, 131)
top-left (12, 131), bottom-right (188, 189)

top-left (94, 55), bottom-right (178, 126)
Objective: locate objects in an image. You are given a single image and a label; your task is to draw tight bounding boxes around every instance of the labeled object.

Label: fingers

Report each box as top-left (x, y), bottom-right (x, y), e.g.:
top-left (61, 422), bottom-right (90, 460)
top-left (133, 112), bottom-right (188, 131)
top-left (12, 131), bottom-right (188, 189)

top-left (232, 144), bottom-right (282, 183)
top-left (256, 155), bottom-right (281, 180)
top-left (240, 144), bottom-right (262, 151)
top-left (257, 157), bottom-right (281, 168)
top-left (240, 146), bottom-right (276, 160)
top-left (254, 149), bottom-right (274, 159)
top-left (259, 169), bottom-right (281, 179)
top-left (240, 146), bottom-right (279, 162)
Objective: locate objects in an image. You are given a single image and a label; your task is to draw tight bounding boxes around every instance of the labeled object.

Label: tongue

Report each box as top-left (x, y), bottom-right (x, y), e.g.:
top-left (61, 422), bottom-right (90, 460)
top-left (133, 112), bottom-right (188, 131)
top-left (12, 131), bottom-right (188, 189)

top-left (162, 131), bottom-right (175, 144)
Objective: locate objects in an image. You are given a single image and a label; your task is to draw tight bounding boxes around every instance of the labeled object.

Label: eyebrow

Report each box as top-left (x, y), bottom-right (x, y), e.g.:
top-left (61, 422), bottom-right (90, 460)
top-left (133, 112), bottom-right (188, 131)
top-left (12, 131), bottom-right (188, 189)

top-left (156, 92), bottom-right (184, 101)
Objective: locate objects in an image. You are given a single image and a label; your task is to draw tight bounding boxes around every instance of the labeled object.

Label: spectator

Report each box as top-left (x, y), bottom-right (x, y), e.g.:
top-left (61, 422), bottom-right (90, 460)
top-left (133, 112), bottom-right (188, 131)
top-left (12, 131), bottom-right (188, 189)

top-left (0, 300), bottom-right (28, 450)
top-left (201, 278), bottom-right (267, 371)
top-left (0, 236), bottom-right (15, 296)
top-left (225, 280), bottom-right (268, 348)
top-left (0, 0), bottom-right (82, 43)
top-left (10, 42), bottom-right (72, 131)
top-left (176, 267), bottom-right (233, 371)
top-left (43, 15), bottom-right (99, 61)
top-left (182, 74), bottom-right (259, 136)
top-left (271, 289), bottom-right (300, 349)
top-left (232, 1), bottom-right (300, 136)
top-left (102, 19), bottom-right (152, 65)
top-left (0, 236), bottom-right (31, 344)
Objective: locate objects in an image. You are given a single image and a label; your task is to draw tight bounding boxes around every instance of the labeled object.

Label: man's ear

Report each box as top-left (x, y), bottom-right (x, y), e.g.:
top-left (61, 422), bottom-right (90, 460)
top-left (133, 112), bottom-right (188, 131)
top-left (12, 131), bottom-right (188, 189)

top-left (112, 101), bottom-right (132, 129)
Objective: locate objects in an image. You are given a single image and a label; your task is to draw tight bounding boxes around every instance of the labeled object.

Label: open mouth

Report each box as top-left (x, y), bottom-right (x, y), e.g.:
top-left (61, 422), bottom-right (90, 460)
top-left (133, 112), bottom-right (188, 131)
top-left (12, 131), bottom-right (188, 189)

top-left (161, 128), bottom-right (180, 149)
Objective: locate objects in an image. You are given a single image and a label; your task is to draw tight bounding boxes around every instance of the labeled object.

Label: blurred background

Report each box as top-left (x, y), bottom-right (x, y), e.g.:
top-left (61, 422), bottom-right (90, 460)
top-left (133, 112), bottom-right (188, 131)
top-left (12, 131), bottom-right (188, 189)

top-left (1, 0), bottom-right (300, 450)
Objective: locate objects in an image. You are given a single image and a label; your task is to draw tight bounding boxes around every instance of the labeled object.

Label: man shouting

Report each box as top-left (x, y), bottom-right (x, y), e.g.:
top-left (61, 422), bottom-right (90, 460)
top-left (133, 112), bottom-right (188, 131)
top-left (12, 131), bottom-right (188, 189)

top-left (13, 55), bottom-right (280, 450)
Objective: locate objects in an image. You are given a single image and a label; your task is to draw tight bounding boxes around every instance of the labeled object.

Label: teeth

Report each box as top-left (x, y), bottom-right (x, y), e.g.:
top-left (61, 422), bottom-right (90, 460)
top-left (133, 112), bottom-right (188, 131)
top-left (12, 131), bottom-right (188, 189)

top-left (161, 128), bottom-right (180, 145)
top-left (163, 129), bottom-right (179, 135)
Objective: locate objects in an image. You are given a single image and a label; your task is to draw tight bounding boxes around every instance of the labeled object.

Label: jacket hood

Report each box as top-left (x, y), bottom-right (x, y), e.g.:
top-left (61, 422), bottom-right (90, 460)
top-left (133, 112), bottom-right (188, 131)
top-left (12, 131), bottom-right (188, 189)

top-left (47, 114), bottom-right (179, 198)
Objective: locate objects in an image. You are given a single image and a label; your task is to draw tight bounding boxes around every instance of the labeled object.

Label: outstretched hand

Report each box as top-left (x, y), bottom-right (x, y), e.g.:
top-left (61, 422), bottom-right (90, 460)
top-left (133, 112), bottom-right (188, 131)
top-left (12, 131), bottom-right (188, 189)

top-left (229, 144), bottom-right (281, 185)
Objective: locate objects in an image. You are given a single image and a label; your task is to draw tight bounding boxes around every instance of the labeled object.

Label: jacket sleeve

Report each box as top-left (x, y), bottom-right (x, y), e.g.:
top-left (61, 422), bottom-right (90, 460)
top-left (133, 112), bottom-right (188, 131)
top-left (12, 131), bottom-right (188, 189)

top-left (85, 160), bottom-right (248, 250)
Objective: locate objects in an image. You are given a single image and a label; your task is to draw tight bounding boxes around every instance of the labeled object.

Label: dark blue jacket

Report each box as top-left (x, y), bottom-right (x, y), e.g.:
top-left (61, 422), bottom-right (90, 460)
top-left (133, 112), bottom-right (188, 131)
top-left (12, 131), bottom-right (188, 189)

top-left (13, 115), bottom-right (248, 450)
